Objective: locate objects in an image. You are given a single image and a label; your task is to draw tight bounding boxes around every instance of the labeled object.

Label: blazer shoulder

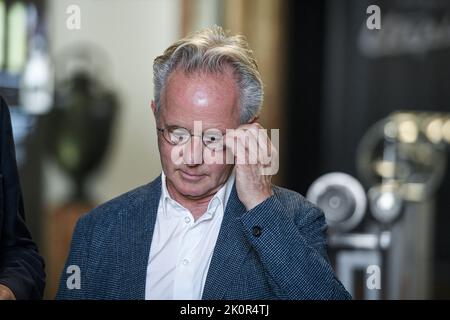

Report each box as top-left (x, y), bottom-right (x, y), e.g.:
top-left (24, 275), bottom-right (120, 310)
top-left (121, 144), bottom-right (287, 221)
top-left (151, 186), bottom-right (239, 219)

top-left (272, 185), bottom-right (324, 219)
top-left (271, 185), bottom-right (328, 248)
top-left (81, 176), bottom-right (161, 226)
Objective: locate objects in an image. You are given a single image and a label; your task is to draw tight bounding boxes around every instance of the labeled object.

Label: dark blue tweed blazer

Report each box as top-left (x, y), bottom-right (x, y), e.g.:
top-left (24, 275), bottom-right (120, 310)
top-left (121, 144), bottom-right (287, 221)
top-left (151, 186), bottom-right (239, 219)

top-left (56, 175), bottom-right (351, 300)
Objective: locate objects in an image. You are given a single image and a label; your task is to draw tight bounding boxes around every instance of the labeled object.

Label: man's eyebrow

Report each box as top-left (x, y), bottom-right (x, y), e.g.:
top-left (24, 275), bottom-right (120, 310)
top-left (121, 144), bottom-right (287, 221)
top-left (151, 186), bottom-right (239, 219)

top-left (164, 123), bottom-right (187, 128)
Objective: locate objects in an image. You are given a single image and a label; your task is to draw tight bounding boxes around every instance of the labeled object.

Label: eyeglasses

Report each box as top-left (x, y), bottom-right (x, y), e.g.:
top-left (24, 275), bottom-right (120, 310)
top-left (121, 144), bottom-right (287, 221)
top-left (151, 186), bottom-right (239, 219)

top-left (157, 125), bottom-right (225, 150)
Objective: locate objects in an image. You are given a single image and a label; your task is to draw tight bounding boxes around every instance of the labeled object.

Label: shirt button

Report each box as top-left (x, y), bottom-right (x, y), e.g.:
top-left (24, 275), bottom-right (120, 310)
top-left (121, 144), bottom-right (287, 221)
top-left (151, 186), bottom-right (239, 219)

top-left (182, 259), bottom-right (189, 266)
top-left (184, 216), bottom-right (191, 224)
top-left (252, 226), bottom-right (262, 237)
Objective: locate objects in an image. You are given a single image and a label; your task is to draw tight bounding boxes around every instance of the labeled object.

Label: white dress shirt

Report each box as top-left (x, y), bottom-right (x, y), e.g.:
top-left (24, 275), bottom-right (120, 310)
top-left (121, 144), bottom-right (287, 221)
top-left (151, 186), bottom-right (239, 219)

top-left (145, 171), bottom-right (235, 300)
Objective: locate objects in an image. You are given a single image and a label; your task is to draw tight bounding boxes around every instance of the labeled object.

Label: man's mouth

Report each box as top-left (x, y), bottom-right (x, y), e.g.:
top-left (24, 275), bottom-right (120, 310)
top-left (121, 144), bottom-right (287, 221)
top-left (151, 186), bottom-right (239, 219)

top-left (179, 170), bottom-right (206, 182)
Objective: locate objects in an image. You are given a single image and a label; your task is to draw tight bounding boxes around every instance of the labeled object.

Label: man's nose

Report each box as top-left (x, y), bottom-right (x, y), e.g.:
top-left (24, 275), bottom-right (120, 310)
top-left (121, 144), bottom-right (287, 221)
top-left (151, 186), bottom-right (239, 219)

top-left (183, 135), bottom-right (203, 165)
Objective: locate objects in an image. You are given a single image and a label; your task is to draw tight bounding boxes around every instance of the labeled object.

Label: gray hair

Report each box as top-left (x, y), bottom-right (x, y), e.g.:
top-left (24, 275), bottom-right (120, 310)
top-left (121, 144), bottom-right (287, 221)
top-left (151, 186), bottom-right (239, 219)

top-left (153, 25), bottom-right (264, 123)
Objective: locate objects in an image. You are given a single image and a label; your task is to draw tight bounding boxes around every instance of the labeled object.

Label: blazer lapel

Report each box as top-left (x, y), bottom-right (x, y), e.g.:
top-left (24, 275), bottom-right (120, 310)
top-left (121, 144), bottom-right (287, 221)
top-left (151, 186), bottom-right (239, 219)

top-left (202, 183), bottom-right (251, 299)
top-left (117, 176), bottom-right (161, 299)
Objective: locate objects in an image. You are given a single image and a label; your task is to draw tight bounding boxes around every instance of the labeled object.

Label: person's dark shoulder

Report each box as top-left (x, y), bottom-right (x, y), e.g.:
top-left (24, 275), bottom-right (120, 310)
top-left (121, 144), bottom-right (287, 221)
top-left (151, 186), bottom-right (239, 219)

top-left (0, 96), bottom-right (11, 136)
top-left (0, 95), bottom-right (12, 119)
top-left (0, 95), bottom-right (6, 112)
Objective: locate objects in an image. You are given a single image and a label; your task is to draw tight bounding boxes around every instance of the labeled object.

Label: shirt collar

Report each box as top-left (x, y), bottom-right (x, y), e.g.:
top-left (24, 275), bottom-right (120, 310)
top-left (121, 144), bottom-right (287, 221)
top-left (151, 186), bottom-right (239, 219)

top-left (160, 169), bottom-right (235, 219)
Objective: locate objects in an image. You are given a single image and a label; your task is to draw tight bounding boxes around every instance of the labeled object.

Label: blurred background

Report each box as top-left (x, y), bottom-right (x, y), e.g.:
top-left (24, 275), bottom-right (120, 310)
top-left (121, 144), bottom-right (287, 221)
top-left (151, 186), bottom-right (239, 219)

top-left (0, 0), bottom-right (449, 299)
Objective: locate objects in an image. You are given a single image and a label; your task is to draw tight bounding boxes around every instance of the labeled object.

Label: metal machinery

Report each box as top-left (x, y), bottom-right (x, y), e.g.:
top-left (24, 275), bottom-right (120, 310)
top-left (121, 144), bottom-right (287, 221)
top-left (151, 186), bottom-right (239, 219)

top-left (308, 112), bottom-right (450, 299)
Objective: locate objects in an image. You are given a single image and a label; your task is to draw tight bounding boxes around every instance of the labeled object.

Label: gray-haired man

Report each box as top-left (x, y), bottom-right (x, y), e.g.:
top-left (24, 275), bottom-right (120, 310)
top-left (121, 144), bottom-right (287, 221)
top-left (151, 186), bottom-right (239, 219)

top-left (57, 26), bottom-right (351, 300)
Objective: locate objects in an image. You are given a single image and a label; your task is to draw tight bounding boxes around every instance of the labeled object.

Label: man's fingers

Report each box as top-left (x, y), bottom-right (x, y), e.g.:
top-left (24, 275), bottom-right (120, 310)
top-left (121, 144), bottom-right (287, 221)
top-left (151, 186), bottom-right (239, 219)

top-left (224, 124), bottom-right (276, 166)
top-left (225, 128), bottom-right (257, 164)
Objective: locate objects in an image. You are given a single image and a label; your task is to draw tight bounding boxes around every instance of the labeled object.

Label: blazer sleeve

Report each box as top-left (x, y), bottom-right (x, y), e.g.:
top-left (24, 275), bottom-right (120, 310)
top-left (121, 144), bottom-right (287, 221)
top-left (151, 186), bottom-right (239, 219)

top-left (0, 97), bottom-right (46, 299)
top-left (239, 194), bottom-right (352, 300)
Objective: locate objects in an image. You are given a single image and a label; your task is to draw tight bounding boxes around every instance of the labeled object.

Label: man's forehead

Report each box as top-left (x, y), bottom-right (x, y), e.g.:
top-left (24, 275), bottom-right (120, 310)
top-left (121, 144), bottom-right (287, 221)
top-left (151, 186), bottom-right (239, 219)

top-left (163, 68), bottom-right (240, 119)
top-left (161, 109), bottom-right (237, 129)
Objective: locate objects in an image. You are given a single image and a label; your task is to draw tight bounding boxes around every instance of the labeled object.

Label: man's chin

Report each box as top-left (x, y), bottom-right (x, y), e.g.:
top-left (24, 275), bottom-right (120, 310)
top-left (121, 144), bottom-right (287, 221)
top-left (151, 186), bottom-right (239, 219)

top-left (169, 177), bottom-right (208, 198)
top-left (176, 184), bottom-right (209, 199)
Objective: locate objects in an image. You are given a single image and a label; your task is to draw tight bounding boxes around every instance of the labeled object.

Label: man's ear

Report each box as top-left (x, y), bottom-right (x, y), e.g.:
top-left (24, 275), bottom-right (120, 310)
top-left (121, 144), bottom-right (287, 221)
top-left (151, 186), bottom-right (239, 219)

top-left (151, 100), bottom-right (157, 115)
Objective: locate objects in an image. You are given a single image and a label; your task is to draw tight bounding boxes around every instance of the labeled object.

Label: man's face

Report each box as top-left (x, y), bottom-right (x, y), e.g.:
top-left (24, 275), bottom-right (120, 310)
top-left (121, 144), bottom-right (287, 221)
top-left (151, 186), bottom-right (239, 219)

top-left (155, 67), bottom-right (240, 200)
